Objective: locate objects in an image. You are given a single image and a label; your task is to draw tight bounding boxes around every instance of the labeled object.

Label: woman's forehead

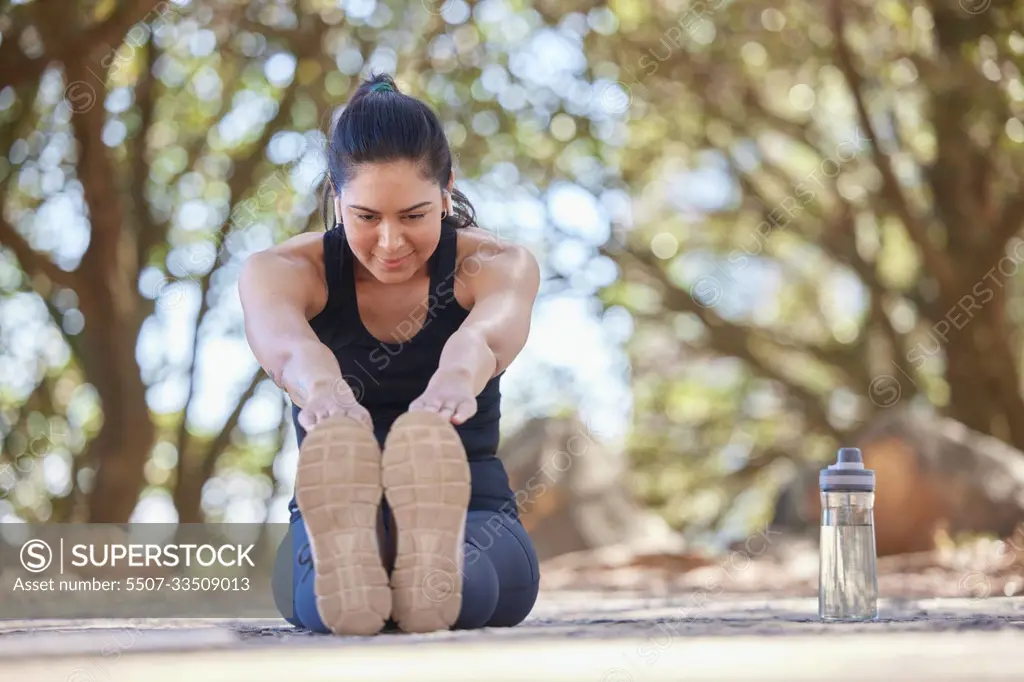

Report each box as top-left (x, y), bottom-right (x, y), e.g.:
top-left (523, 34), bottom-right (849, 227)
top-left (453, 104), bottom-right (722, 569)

top-left (345, 160), bottom-right (435, 194)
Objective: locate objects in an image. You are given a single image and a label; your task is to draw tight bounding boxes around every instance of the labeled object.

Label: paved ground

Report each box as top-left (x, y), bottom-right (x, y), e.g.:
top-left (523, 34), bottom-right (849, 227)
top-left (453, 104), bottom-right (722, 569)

top-left (1, 591), bottom-right (1022, 681)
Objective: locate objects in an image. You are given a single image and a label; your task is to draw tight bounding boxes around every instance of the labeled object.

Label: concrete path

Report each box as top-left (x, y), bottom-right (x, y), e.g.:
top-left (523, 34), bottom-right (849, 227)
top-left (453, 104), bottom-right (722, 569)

top-left (1, 593), bottom-right (1022, 681)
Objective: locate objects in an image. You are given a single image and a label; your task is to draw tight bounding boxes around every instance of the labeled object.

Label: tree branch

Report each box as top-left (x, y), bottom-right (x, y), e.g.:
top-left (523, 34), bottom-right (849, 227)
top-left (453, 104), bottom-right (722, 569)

top-left (988, 195), bottom-right (1024, 262)
top-left (711, 147), bottom-right (871, 387)
top-left (0, 213), bottom-right (79, 291)
top-left (64, 66), bottom-right (134, 331)
top-left (0, 83), bottom-right (41, 194)
top-left (174, 75), bottom-right (302, 463)
top-left (829, 0), bottom-right (958, 301)
top-left (818, 201), bottom-right (924, 393)
top-left (41, 295), bottom-right (85, 368)
top-left (161, 62), bottom-right (242, 195)
top-left (131, 41), bottom-right (162, 270)
top-left (619, 247), bottom-right (843, 440)
top-left (198, 368), bottom-right (266, 485)
top-left (160, 2), bottom-right (247, 197)
top-left (171, 367), bottom-right (266, 521)
top-left (0, 0), bottom-right (168, 90)
top-left (167, 19), bottom-right (327, 467)
top-left (238, 17), bottom-right (313, 46)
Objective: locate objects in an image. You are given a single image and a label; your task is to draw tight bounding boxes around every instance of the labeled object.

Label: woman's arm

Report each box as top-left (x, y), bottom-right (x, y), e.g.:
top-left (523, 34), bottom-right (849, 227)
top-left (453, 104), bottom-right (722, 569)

top-left (410, 240), bottom-right (540, 423)
top-left (238, 241), bottom-right (370, 429)
top-left (439, 242), bottom-right (540, 392)
top-left (238, 247), bottom-right (333, 406)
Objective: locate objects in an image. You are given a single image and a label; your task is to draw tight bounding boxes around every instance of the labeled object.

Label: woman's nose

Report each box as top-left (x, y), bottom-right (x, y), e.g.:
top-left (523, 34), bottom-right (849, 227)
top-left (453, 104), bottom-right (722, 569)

top-left (377, 223), bottom-right (406, 251)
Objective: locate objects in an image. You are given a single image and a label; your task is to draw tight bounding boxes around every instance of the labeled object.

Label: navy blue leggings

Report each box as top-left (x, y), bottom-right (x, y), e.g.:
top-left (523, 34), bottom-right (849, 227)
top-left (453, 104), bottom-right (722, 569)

top-left (272, 502), bottom-right (540, 632)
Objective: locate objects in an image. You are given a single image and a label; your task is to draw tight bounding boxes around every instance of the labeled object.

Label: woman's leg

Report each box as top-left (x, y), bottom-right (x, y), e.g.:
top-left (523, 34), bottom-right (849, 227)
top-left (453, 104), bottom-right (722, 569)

top-left (278, 502), bottom-right (540, 631)
top-left (288, 510), bottom-right (332, 633)
top-left (269, 504), bottom-right (331, 632)
top-left (271, 511), bottom-right (304, 628)
top-left (289, 414), bottom-right (392, 635)
top-left (453, 509), bottom-right (540, 629)
top-left (278, 497), bottom-right (396, 633)
top-left (482, 512), bottom-right (541, 627)
top-left (451, 528), bottom-right (500, 629)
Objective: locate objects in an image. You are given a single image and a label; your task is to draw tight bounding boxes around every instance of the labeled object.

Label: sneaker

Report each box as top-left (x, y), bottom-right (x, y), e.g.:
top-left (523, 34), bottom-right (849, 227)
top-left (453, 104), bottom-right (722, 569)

top-left (294, 413), bottom-right (392, 635)
top-left (381, 411), bottom-right (471, 633)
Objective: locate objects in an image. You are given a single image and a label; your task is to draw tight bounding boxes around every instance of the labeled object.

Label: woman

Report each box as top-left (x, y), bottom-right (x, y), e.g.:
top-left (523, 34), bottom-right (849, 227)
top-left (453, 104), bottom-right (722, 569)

top-left (239, 73), bottom-right (541, 636)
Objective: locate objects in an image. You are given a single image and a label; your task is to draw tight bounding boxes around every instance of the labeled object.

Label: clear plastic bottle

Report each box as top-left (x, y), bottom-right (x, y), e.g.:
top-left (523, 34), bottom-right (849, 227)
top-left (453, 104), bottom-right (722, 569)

top-left (818, 447), bottom-right (878, 621)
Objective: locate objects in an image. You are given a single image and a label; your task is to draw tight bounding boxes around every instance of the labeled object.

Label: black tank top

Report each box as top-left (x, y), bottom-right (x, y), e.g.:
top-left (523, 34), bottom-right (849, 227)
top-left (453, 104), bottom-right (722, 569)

top-left (288, 219), bottom-right (517, 518)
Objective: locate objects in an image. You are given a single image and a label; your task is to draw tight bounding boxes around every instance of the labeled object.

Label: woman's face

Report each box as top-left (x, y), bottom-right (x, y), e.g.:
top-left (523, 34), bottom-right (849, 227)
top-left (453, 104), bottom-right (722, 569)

top-left (335, 159), bottom-right (453, 284)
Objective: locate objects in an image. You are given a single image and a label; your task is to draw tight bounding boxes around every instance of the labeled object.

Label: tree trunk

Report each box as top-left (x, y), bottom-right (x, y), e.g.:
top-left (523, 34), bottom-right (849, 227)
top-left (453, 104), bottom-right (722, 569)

top-left (76, 320), bottom-right (154, 522)
top-left (64, 53), bottom-right (155, 523)
top-left (940, 279), bottom-right (1024, 450)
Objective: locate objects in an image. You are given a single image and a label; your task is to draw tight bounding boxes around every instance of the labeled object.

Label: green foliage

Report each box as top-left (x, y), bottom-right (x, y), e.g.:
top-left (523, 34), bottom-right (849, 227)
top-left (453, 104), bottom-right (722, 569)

top-left (2, 0), bottom-right (1023, 538)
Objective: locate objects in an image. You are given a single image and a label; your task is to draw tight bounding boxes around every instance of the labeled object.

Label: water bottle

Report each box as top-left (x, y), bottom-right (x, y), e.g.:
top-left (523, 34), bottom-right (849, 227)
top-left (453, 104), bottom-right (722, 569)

top-left (818, 447), bottom-right (878, 621)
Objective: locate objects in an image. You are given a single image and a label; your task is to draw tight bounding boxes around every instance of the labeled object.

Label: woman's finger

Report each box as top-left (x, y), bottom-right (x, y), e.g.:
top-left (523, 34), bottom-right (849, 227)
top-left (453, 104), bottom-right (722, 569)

top-left (437, 403), bottom-right (455, 421)
top-left (451, 400), bottom-right (476, 424)
top-left (309, 410), bottom-right (330, 430)
top-left (410, 398), bottom-right (441, 413)
top-left (348, 409), bottom-right (373, 430)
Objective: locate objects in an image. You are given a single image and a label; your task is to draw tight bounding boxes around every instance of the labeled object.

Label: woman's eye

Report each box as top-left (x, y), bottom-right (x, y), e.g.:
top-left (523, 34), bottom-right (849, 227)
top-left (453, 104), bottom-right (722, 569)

top-left (358, 214), bottom-right (377, 221)
top-left (405, 213), bottom-right (426, 220)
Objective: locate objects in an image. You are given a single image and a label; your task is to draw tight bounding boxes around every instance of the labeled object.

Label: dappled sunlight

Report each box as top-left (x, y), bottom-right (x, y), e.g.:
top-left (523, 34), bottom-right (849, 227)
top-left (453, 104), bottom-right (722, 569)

top-left (0, 1), bottom-right (1021, 617)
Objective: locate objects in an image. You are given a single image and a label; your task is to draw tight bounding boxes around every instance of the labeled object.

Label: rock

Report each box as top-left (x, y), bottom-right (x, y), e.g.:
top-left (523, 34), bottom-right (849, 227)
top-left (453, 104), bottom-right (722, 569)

top-left (497, 416), bottom-right (683, 562)
top-left (770, 407), bottom-right (1024, 556)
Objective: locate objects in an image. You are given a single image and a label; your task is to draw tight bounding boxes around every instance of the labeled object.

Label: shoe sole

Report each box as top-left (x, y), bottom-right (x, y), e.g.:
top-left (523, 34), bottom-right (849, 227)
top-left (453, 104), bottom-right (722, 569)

top-left (381, 411), bottom-right (471, 633)
top-left (294, 413), bottom-right (391, 636)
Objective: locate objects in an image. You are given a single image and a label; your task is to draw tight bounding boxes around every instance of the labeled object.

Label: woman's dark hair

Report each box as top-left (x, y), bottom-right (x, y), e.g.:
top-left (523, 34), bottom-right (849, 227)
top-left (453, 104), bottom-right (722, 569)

top-left (318, 72), bottom-right (477, 230)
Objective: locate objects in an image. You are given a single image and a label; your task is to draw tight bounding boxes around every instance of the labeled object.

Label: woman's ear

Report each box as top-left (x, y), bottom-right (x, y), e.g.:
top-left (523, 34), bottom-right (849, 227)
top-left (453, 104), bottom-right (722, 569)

top-left (333, 193), bottom-right (343, 223)
top-left (445, 172), bottom-right (455, 214)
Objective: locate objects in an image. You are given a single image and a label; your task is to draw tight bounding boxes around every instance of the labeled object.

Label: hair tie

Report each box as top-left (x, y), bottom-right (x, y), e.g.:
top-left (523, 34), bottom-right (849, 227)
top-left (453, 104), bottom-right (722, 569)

top-left (370, 82), bottom-right (394, 93)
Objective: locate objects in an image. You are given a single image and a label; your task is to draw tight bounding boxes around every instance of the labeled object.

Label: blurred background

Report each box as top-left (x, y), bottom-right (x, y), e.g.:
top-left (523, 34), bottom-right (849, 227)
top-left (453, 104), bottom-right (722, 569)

top-left (2, 0), bottom-right (1024, 598)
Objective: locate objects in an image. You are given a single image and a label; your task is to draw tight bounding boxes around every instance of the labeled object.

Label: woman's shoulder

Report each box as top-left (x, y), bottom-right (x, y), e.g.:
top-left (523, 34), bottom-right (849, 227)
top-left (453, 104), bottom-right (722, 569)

top-left (253, 231), bottom-right (328, 276)
top-left (451, 226), bottom-right (540, 302)
top-left (453, 226), bottom-right (535, 271)
top-left (240, 230), bottom-right (330, 318)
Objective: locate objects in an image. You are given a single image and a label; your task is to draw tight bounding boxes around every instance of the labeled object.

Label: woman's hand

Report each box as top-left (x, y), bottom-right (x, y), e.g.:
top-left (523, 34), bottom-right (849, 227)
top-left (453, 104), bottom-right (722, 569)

top-left (297, 377), bottom-right (373, 432)
top-left (409, 370), bottom-right (478, 425)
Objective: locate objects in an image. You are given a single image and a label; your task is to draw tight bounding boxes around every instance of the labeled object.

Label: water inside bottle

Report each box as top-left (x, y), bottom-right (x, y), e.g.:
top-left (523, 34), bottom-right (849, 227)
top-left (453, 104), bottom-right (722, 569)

top-left (819, 523), bottom-right (878, 620)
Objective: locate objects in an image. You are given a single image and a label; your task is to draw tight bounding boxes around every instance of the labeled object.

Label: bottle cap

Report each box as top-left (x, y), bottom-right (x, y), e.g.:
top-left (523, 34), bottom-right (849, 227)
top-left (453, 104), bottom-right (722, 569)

top-left (819, 447), bottom-right (875, 492)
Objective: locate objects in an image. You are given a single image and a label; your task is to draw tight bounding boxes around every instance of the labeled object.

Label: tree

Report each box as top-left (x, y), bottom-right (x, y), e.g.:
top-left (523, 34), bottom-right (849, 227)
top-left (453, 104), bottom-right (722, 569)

top-left (16, 0), bottom-right (1003, 539)
top-left (0, 0), bottom-right (320, 522)
top-left (581, 0), bottom-right (1024, 530)
top-left (0, 0), bottom-right (623, 524)
top-left (0, 0), bottom-right (418, 522)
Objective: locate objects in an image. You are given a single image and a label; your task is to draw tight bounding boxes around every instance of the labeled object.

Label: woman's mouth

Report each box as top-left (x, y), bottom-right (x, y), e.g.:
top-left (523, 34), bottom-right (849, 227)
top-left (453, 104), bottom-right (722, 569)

top-left (377, 253), bottom-right (412, 269)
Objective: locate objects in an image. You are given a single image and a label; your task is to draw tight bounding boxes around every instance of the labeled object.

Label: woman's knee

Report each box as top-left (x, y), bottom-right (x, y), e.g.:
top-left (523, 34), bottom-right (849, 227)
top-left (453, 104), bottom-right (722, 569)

top-left (271, 528), bottom-right (302, 627)
top-left (453, 540), bottom-right (500, 630)
top-left (506, 515), bottom-right (541, 587)
top-left (487, 580), bottom-right (539, 627)
top-left (280, 518), bottom-right (331, 633)
top-left (475, 513), bottom-right (540, 627)
top-left (294, 587), bottom-right (330, 633)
